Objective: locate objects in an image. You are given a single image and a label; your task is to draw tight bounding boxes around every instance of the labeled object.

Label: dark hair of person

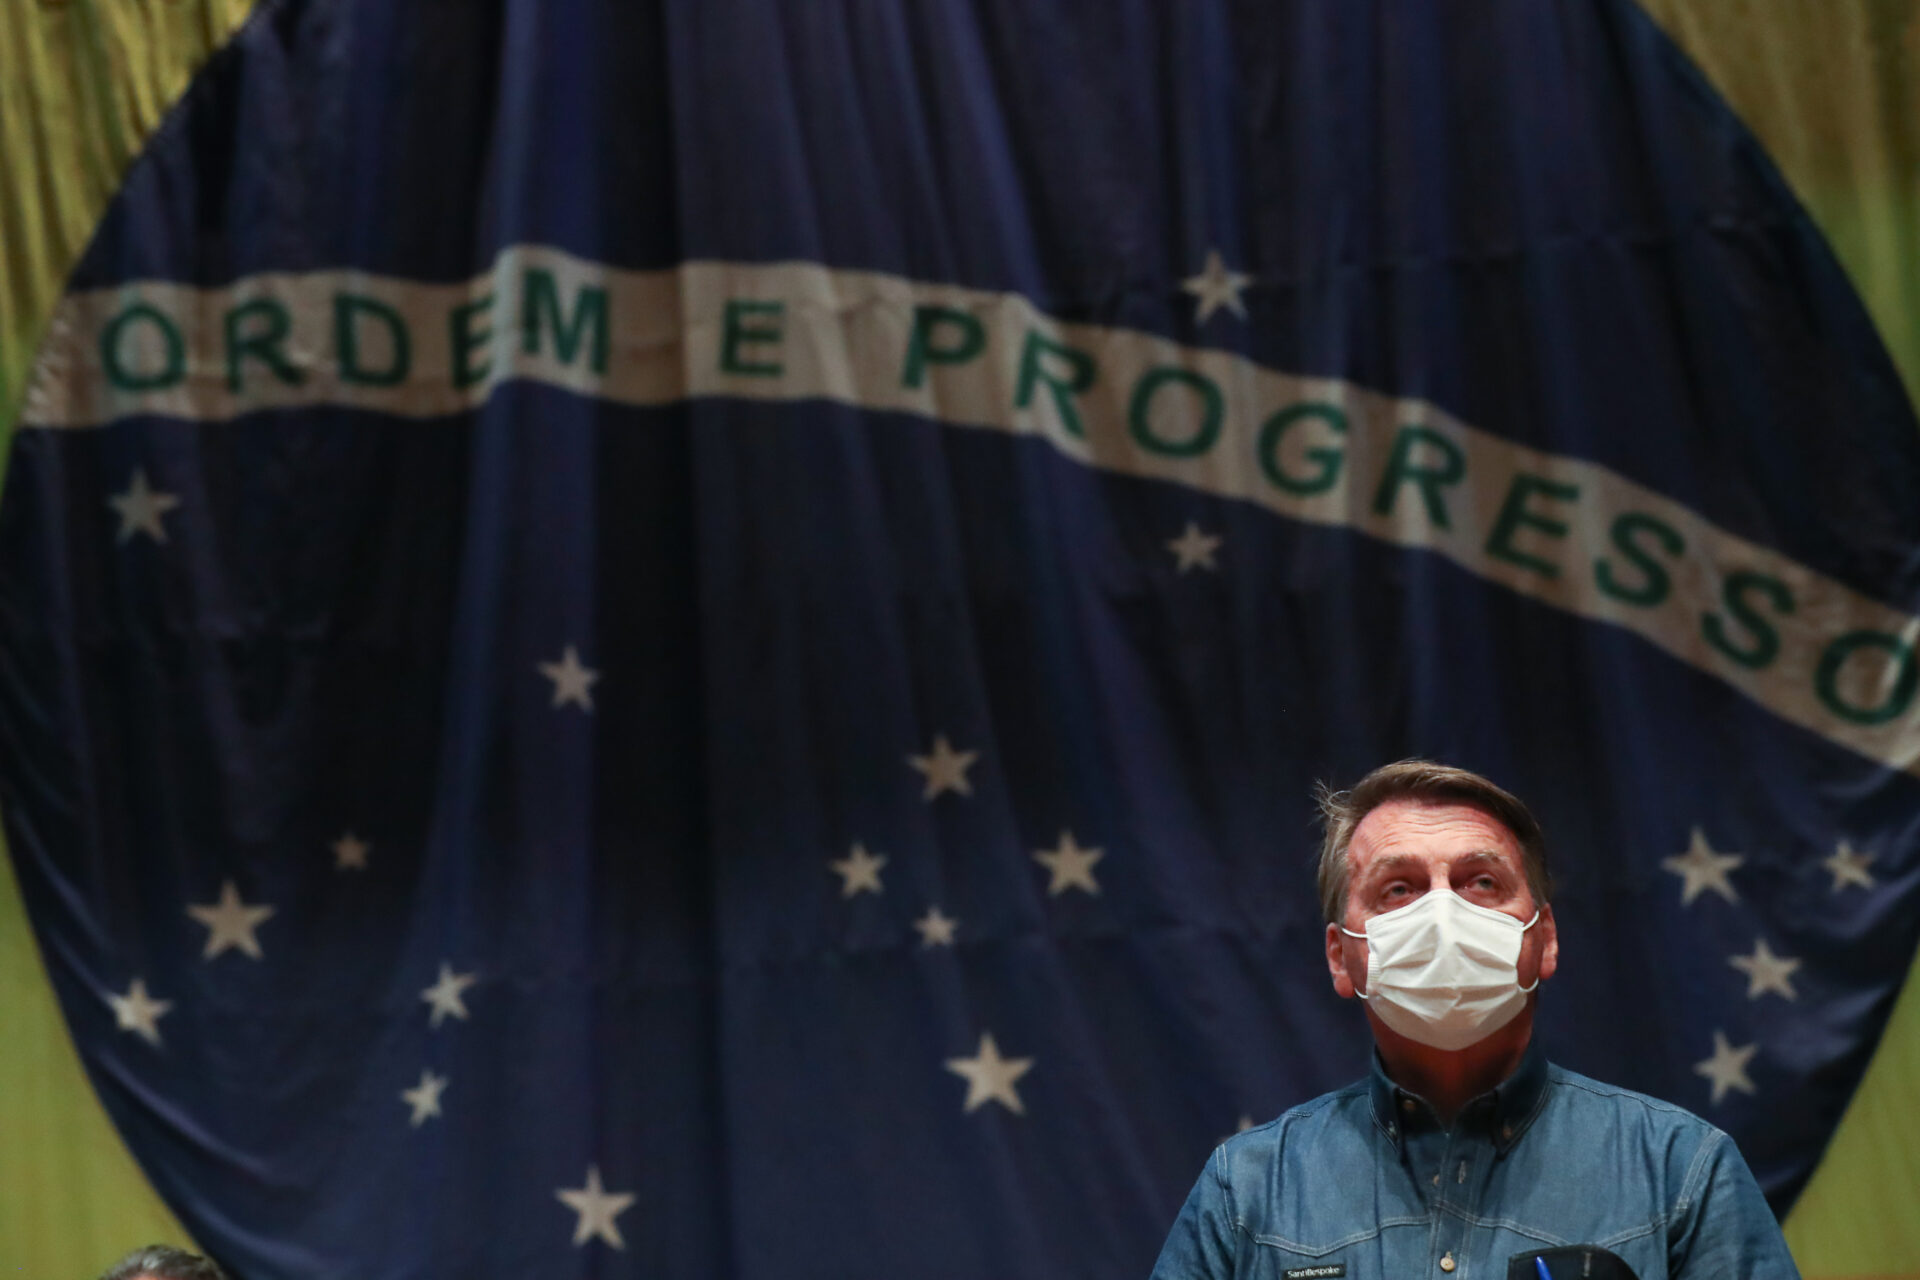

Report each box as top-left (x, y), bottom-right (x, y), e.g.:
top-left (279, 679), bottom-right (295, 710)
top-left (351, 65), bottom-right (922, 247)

top-left (98, 1245), bottom-right (229, 1280)
top-left (1315, 758), bottom-right (1552, 923)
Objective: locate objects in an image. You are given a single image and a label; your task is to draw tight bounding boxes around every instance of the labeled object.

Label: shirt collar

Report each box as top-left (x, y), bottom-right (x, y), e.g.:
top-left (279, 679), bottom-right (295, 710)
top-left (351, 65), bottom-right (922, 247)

top-left (1367, 1037), bottom-right (1551, 1155)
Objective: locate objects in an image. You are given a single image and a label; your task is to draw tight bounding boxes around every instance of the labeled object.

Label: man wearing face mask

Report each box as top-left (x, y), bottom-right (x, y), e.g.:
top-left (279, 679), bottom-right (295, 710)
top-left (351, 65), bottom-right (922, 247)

top-left (1150, 759), bottom-right (1800, 1280)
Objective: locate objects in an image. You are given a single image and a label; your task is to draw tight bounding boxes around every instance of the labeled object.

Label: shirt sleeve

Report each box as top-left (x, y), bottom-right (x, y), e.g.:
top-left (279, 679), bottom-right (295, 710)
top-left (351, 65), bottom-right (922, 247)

top-left (1149, 1144), bottom-right (1241, 1280)
top-left (1667, 1129), bottom-right (1802, 1280)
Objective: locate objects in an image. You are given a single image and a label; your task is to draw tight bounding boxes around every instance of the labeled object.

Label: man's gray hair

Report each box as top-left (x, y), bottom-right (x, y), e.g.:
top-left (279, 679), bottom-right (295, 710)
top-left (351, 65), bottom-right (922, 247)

top-left (1315, 759), bottom-right (1552, 924)
top-left (98, 1245), bottom-right (228, 1280)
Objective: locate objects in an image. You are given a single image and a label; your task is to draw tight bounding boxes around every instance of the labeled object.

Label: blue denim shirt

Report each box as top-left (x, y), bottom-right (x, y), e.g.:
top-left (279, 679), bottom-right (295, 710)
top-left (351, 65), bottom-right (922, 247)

top-left (1151, 1044), bottom-right (1799, 1280)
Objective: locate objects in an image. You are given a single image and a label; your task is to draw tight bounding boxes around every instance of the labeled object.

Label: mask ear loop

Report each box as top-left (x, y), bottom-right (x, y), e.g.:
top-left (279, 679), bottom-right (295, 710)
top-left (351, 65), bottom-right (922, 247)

top-left (1516, 910), bottom-right (1542, 993)
top-left (1336, 922), bottom-right (1374, 1000)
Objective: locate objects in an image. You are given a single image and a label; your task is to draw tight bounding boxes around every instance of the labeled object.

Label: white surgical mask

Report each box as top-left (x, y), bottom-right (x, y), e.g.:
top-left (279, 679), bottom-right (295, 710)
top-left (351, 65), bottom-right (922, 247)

top-left (1341, 891), bottom-right (1540, 1051)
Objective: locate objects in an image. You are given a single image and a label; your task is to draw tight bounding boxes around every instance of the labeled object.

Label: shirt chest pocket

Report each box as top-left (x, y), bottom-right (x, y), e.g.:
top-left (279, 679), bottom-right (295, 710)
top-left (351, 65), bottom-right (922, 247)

top-left (1240, 1220), bottom-right (1416, 1280)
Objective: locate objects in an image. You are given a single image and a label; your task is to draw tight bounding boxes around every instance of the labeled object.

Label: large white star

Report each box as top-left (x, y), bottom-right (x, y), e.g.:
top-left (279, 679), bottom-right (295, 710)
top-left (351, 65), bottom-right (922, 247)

top-left (1728, 938), bottom-right (1801, 1000)
top-left (907, 734), bottom-right (979, 800)
top-left (556, 1165), bottom-right (636, 1249)
top-left (108, 468), bottom-right (181, 544)
top-left (401, 1069), bottom-right (448, 1127)
top-left (185, 881), bottom-right (275, 960)
top-left (1180, 249), bottom-right (1252, 324)
top-left (539, 645), bottom-right (600, 712)
top-left (1693, 1030), bottom-right (1758, 1105)
top-left (1823, 840), bottom-right (1876, 892)
top-left (1034, 830), bottom-right (1105, 897)
top-left (420, 962), bottom-right (478, 1028)
top-left (914, 905), bottom-right (959, 948)
top-left (1165, 522), bottom-right (1223, 574)
top-left (105, 978), bottom-right (173, 1047)
top-left (829, 843), bottom-right (888, 898)
top-left (945, 1031), bottom-right (1035, 1115)
top-left (1660, 828), bottom-right (1743, 906)
top-left (332, 831), bottom-right (371, 871)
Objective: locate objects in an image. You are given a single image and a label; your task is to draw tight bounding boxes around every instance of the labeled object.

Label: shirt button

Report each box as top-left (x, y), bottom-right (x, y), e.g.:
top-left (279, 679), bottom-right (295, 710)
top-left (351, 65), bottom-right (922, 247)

top-left (1502, 1124), bottom-right (1514, 1140)
top-left (1440, 1252), bottom-right (1456, 1272)
top-left (1431, 1172), bottom-right (1440, 1187)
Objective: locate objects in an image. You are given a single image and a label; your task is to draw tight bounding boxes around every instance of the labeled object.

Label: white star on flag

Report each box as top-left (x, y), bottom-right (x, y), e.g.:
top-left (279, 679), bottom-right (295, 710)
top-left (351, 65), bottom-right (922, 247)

top-left (945, 1031), bottom-right (1035, 1114)
top-left (1660, 828), bottom-right (1743, 906)
top-left (105, 978), bottom-right (172, 1046)
top-left (332, 832), bottom-right (371, 871)
top-left (556, 1165), bottom-right (636, 1249)
top-left (1180, 249), bottom-right (1252, 324)
top-left (401, 1069), bottom-right (448, 1127)
top-left (1165, 522), bottom-right (1223, 574)
top-left (186, 881), bottom-right (275, 960)
top-left (907, 734), bottom-right (979, 800)
top-left (539, 645), bottom-right (600, 711)
top-left (1693, 1030), bottom-right (1759, 1105)
top-left (1034, 830), bottom-right (1105, 897)
top-left (829, 843), bottom-right (887, 897)
top-left (914, 905), bottom-right (959, 948)
top-left (420, 963), bottom-right (478, 1028)
top-left (1823, 840), bottom-right (1876, 892)
top-left (1728, 938), bottom-right (1801, 1000)
top-left (108, 468), bottom-right (181, 544)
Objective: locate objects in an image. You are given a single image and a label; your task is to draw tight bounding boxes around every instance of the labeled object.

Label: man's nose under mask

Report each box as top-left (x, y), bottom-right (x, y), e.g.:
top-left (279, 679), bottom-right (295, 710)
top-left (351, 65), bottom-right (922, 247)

top-left (1342, 890), bottom-right (1540, 1051)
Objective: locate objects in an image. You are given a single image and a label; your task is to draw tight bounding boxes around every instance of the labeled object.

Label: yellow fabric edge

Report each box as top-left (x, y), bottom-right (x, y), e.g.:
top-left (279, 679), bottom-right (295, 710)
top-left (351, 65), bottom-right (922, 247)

top-left (1783, 949), bottom-right (1920, 1277)
top-left (1630, 9), bottom-right (1920, 1275)
top-left (1636, 0), bottom-right (1920, 423)
top-left (0, 849), bottom-right (193, 1271)
top-left (0, 0), bottom-right (260, 441)
top-left (0, 0), bottom-right (259, 1268)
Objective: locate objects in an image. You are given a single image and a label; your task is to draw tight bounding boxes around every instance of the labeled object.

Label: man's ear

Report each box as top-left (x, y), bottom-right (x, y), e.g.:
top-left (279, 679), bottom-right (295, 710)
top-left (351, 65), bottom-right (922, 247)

top-left (1535, 903), bottom-right (1558, 984)
top-left (1326, 921), bottom-right (1357, 999)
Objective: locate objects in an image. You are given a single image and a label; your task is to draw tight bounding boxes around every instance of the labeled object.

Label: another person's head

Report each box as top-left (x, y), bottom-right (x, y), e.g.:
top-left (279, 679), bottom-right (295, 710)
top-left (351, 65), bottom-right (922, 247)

top-left (99, 1246), bottom-right (228, 1280)
top-left (1318, 759), bottom-right (1558, 1052)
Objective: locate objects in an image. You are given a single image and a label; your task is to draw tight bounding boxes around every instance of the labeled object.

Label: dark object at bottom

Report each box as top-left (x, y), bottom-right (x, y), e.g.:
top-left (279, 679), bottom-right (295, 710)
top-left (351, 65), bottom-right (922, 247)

top-left (1508, 1245), bottom-right (1641, 1280)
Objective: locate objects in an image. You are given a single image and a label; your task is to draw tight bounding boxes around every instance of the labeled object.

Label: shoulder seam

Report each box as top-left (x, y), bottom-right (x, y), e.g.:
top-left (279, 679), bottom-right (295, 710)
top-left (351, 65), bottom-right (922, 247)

top-left (1281, 1082), bottom-right (1366, 1122)
top-left (1549, 1069), bottom-right (1713, 1123)
top-left (1673, 1126), bottom-right (1727, 1223)
top-left (1212, 1138), bottom-right (1240, 1230)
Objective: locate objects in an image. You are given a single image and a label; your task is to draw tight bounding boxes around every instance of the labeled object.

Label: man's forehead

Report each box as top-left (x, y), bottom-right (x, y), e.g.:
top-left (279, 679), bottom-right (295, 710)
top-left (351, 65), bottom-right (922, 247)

top-left (1348, 798), bottom-right (1523, 867)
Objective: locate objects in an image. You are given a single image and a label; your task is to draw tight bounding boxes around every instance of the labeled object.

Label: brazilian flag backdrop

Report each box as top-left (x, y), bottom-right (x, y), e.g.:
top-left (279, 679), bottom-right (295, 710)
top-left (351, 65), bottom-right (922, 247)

top-left (2, 1), bottom-right (1918, 1277)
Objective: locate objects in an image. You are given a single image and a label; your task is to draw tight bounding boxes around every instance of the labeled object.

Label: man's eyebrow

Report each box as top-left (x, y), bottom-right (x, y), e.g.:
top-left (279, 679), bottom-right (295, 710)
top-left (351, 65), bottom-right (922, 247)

top-left (1358, 848), bottom-right (1514, 883)
top-left (1358, 853), bottom-right (1426, 884)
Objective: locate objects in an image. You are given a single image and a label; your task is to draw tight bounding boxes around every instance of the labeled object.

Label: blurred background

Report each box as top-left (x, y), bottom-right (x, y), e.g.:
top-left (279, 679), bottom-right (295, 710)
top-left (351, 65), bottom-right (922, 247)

top-left (2, 1), bottom-right (1917, 1277)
